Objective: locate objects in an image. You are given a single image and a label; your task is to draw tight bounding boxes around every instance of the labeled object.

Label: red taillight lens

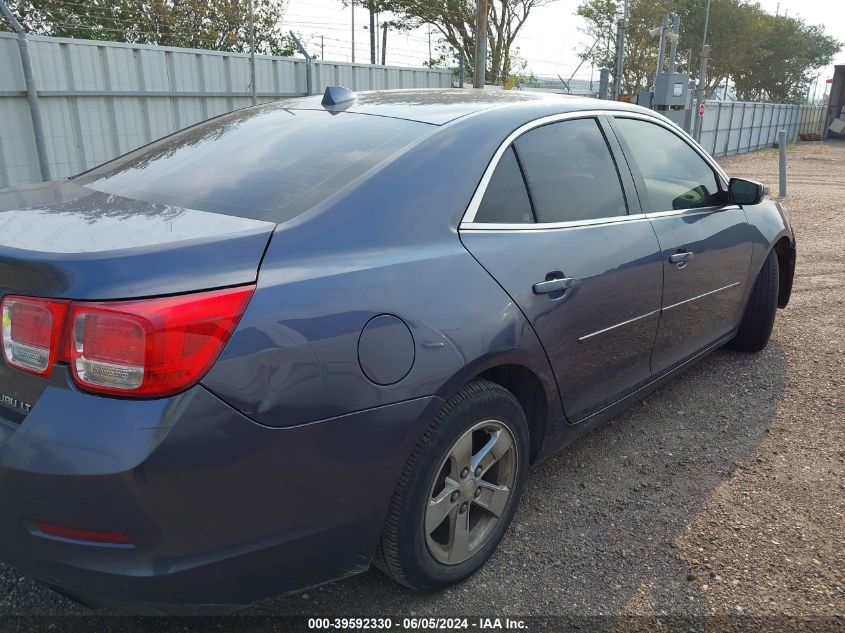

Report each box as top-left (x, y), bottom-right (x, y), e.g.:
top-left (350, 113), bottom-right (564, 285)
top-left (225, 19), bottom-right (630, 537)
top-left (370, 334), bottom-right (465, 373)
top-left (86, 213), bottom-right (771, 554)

top-left (2, 296), bottom-right (69, 376)
top-left (71, 312), bottom-right (148, 391)
top-left (1, 285), bottom-right (253, 397)
top-left (66, 285), bottom-right (255, 397)
top-left (34, 522), bottom-right (133, 545)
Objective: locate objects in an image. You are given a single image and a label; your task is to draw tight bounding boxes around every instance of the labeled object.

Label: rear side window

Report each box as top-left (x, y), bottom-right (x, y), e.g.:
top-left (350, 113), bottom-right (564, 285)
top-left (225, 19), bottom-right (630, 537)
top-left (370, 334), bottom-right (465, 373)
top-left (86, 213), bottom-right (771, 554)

top-left (514, 118), bottom-right (627, 223)
top-left (474, 147), bottom-right (533, 223)
top-left (75, 106), bottom-right (430, 223)
top-left (612, 117), bottom-right (723, 212)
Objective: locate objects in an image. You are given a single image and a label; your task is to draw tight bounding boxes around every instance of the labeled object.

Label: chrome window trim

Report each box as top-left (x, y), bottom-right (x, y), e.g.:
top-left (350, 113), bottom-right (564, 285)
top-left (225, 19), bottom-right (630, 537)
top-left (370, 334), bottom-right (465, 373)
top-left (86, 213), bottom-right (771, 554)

top-left (461, 214), bottom-right (652, 232)
top-left (460, 109), bottom-right (731, 229)
top-left (461, 110), bottom-right (633, 227)
top-left (462, 204), bottom-right (746, 231)
top-left (608, 112), bottom-right (732, 193)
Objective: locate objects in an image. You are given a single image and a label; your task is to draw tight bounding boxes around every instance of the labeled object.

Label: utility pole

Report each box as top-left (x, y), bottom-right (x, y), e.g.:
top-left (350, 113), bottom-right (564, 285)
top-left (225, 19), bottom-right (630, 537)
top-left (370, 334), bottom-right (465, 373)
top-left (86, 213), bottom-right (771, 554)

top-left (612, 0), bottom-right (629, 99)
top-left (612, 20), bottom-right (624, 99)
top-left (693, 44), bottom-right (709, 141)
top-left (381, 22), bottom-right (387, 65)
top-left (248, 0), bottom-right (256, 105)
top-left (1, 0), bottom-right (51, 180)
top-left (693, 0), bottom-right (712, 141)
top-left (428, 24), bottom-right (432, 64)
top-left (473, 0), bottom-right (488, 88)
top-left (369, 3), bottom-right (376, 64)
top-left (321, 35), bottom-right (325, 61)
top-left (351, 1), bottom-right (355, 63)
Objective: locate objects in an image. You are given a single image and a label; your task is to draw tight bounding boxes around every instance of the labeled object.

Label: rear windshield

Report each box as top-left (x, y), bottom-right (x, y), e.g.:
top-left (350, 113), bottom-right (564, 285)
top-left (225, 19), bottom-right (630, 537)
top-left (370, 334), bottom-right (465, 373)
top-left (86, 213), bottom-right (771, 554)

top-left (75, 105), bottom-right (431, 222)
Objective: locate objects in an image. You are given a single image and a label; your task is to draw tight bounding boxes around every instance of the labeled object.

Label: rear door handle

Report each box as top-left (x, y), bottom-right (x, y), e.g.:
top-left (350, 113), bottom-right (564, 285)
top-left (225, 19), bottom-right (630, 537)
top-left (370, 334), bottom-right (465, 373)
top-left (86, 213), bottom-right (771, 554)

top-left (533, 277), bottom-right (577, 294)
top-left (669, 251), bottom-right (694, 264)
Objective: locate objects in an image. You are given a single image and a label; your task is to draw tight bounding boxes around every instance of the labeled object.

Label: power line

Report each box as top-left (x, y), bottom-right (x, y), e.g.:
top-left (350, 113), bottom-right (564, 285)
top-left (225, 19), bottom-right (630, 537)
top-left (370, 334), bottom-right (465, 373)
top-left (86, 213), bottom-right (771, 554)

top-left (20, 0), bottom-right (583, 75)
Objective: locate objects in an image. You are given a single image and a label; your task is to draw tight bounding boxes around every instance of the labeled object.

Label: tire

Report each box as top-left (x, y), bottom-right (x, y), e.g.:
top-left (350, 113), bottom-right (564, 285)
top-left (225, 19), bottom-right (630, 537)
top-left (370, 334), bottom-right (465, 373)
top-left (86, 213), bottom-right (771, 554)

top-left (728, 248), bottom-right (779, 353)
top-left (375, 380), bottom-right (529, 591)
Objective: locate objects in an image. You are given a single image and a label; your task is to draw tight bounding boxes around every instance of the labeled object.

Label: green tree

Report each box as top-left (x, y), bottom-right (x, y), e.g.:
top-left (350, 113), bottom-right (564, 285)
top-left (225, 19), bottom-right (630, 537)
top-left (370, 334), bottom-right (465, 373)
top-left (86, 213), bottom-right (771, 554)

top-left (3, 0), bottom-right (296, 55)
top-left (731, 15), bottom-right (840, 102)
top-left (351, 0), bottom-right (558, 84)
top-left (576, 0), bottom-right (670, 94)
top-left (673, 0), bottom-right (759, 96)
top-left (576, 0), bottom-right (840, 100)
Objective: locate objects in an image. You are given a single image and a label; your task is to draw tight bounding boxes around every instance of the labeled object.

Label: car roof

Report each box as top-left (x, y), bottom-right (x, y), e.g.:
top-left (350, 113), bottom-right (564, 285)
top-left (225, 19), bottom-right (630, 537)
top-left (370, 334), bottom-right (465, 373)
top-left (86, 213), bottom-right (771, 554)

top-left (283, 88), bottom-right (649, 126)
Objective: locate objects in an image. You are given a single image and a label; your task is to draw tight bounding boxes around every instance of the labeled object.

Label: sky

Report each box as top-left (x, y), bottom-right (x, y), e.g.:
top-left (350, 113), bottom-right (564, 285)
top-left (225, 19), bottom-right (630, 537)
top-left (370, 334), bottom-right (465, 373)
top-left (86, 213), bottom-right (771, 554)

top-left (284, 0), bottom-right (844, 97)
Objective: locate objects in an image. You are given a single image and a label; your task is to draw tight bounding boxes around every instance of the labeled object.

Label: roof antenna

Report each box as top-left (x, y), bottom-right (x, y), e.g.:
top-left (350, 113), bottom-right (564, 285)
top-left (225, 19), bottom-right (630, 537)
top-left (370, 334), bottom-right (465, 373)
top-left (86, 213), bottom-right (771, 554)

top-left (322, 86), bottom-right (356, 107)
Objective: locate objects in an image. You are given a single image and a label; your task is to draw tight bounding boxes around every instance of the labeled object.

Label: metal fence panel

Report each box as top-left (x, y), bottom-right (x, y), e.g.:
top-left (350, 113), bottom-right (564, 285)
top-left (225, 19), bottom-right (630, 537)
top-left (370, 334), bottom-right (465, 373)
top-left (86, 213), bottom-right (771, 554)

top-left (0, 32), bottom-right (453, 187)
top-left (698, 100), bottom-right (825, 158)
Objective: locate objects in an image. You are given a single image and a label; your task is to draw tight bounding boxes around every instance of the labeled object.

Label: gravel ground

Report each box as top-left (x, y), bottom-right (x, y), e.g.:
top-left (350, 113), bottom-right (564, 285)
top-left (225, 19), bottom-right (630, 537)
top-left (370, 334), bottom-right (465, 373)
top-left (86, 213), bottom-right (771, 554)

top-left (0, 140), bottom-right (842, 623)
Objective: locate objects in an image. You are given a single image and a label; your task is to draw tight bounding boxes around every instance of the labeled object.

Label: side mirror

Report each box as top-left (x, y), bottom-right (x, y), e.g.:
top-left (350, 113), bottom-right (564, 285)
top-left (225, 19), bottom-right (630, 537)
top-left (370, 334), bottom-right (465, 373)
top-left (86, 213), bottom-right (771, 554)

top-left (728, 178), bottom-right (764, 206)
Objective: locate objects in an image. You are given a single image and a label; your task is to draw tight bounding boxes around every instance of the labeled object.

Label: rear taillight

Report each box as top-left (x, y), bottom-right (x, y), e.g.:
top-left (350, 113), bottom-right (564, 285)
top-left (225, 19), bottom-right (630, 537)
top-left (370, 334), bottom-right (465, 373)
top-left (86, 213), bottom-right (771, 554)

top-left (1, 286), bottom-right (254, 397)
top-left (2, 297), bottom-right (68, 376)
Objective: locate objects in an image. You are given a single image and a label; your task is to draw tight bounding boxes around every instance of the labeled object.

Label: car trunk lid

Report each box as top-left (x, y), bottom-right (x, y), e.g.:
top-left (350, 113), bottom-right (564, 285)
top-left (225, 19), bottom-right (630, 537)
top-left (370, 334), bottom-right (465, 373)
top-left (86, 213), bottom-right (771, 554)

top-left (0, 180), bottom-right (275, 423)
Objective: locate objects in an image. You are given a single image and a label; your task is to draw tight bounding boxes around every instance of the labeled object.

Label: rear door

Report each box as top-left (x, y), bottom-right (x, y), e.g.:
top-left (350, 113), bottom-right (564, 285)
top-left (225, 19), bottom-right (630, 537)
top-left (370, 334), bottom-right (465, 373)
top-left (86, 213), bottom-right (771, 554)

top-left (608, 116), bottom-right (753, 374)
top-left (460, 114), bottom-right (663, 423)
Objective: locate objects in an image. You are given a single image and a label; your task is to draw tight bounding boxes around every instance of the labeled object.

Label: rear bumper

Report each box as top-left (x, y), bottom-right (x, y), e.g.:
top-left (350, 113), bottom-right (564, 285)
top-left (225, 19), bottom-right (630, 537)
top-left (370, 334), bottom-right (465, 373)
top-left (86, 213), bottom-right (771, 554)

top-left (0, 368), bottom-right (437, 613)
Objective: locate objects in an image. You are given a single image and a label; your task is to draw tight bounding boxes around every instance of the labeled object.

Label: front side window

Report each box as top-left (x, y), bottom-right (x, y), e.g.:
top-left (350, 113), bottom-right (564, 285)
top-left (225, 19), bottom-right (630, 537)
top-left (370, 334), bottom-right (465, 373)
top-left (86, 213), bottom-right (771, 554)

top-left (612, 117), bottom-right (723, 212)
top-left (474, 146), bottom-right (534, 223)
top-left (513, 118), bottom-right (627, 223)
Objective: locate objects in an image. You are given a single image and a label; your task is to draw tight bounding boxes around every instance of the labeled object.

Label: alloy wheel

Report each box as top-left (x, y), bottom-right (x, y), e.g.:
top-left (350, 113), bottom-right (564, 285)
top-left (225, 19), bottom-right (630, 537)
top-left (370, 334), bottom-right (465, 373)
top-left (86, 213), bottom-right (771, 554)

top-left (424, 419), bottom-right (517, 565)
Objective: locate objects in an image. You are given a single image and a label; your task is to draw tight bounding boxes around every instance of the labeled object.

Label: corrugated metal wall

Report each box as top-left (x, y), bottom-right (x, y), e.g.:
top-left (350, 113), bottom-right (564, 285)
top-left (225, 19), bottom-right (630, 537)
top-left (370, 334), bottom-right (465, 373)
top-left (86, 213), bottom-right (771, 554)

top-left (0, 33), bottom-right (453, 187)
top-left (698, 101), bottom-right (825, 158)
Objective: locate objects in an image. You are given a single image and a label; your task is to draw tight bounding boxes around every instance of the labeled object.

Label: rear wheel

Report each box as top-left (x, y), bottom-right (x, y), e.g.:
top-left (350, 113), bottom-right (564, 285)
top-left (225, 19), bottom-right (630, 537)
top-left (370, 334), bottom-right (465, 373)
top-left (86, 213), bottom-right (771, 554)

top-left (376, 380), bottom-right (529, 590)
top-left (728, 248), bottom-right (779, 353)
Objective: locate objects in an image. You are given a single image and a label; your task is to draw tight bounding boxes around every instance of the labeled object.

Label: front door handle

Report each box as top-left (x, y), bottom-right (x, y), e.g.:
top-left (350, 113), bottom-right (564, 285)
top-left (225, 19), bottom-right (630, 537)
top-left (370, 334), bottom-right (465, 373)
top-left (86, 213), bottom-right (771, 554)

top-left (533, 277), bottom-right (577, 294)
top-left (669, 251), bottom-right (694, 264)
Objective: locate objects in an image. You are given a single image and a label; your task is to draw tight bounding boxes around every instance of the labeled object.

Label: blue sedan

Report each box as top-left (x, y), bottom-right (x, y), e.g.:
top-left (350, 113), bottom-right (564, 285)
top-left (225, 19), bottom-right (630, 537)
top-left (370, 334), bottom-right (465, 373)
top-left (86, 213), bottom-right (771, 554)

top-left (0, 88), bottom-right (795, 613)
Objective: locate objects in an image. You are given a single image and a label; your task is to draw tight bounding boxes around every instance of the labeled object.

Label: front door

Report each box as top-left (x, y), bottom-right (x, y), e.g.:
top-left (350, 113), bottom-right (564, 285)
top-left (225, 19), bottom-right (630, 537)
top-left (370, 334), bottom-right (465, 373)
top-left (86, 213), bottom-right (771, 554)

top-left (608, 116), bottom-right (753, 373)
top-left (460, 116), bottom-right (663, 423)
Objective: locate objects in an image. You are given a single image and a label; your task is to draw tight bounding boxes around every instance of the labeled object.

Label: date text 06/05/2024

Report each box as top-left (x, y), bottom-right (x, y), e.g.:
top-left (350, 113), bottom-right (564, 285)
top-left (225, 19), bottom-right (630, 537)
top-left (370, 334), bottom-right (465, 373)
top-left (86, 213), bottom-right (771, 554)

top-left (307, 617), bottom-right (528, 630)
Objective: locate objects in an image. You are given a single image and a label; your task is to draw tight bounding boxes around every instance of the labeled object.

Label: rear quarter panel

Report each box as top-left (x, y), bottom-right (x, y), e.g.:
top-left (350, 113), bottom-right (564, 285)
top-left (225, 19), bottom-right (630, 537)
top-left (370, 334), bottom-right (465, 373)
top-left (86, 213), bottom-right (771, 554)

top-left (201, 113), bottom-right (564, 448)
